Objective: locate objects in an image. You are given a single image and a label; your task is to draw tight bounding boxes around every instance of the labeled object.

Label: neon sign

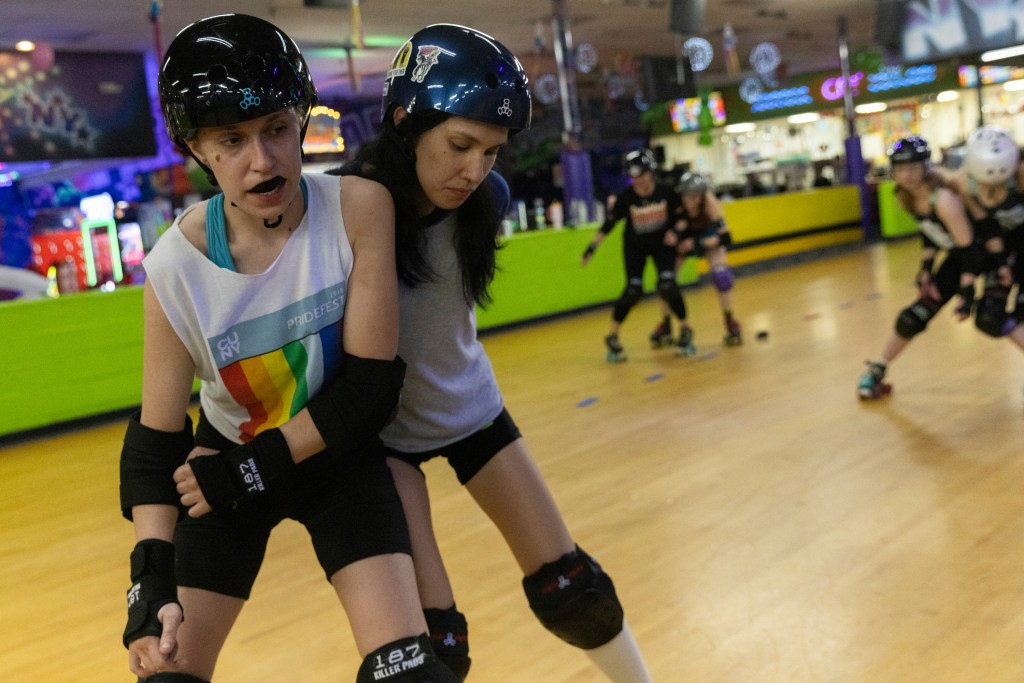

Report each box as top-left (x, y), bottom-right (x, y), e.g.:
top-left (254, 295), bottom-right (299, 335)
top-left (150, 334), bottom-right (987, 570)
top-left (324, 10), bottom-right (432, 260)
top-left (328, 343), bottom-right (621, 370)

top-left (748, 63), bottom-right (939, 114)
top-left (866, 64), bottom-right (937, 92)
top-left (821, 72), bottom-right (865, 100)
top-left (750, 86), bottom-right (813, 113)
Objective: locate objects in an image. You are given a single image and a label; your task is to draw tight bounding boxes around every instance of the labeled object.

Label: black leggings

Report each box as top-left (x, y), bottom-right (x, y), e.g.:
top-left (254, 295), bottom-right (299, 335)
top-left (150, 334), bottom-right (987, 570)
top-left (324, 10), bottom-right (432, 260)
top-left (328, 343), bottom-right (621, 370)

top-left (173, 411), bottom-right (411, 598)
top-left (613, 237), bottom-right (687, 323)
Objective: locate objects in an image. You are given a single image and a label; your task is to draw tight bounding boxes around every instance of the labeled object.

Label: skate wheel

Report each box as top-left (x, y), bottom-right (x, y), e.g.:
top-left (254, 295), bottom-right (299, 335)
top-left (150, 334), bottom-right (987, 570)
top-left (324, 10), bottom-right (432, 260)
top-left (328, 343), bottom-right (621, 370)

top-left (724, 335), bottom-right (743, 346)
top-left (674, 344), bottom-right (697, 357)
top-left (857, 383), bottom-right (892, 400)
top-left (606, 351), bottom-right (627, 363)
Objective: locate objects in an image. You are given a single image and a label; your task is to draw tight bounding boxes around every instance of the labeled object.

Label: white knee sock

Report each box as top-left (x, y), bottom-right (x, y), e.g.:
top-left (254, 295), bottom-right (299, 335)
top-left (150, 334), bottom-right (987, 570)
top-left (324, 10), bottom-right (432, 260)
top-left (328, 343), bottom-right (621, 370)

top-left (583, 619), bottom-right (653, 682)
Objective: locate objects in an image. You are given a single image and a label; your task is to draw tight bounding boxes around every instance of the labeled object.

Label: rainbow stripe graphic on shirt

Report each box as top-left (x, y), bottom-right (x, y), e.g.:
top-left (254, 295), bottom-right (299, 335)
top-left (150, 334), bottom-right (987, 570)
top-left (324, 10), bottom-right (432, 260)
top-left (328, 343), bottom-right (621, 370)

top-left (208, 283), bottom-right (346, 442)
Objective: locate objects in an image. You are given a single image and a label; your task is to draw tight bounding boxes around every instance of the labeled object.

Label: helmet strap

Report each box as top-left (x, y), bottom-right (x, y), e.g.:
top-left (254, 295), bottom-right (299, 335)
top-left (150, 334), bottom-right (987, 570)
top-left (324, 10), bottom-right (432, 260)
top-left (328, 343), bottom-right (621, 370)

top-left (184, 148), bottom-right (219, 187)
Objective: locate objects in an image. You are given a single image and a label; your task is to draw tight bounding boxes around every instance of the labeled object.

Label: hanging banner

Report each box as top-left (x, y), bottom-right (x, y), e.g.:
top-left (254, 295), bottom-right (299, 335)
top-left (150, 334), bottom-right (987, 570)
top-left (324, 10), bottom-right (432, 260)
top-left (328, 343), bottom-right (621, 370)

top-left (0, 50), bottom-right (156, 162)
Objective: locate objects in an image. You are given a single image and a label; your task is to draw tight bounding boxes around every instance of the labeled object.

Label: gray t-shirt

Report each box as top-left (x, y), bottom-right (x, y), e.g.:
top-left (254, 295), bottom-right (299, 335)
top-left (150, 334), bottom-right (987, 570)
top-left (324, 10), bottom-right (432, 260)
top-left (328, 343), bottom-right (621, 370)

top-left (380, 211), bottom-right (503, 453)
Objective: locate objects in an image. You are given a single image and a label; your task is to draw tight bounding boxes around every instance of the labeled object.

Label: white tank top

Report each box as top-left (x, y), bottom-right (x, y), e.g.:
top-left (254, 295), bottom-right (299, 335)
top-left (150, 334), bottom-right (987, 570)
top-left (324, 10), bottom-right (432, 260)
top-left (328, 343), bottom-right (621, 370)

top-left (143, 173), bottom-right (353, 444)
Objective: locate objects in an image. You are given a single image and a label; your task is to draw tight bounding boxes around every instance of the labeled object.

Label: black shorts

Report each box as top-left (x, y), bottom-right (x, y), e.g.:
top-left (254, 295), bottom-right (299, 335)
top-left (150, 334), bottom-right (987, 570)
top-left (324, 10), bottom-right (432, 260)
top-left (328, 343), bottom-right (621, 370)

top-left (383, 408), bottom-right (522, 485)
top-left (173, 412), bottom-right (411, 599)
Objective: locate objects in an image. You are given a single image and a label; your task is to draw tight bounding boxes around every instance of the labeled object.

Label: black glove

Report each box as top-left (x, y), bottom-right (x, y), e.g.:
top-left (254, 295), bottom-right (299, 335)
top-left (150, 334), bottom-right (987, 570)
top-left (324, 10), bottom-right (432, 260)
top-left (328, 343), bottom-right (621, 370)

top-left (582, 243), bottom-right (597, 259)
top-left (123, 539), bottom-right (179, 648)
top-left (187, 428), bottom-right (292, 511)
top-left (954, 283), bottom-right (976, 318)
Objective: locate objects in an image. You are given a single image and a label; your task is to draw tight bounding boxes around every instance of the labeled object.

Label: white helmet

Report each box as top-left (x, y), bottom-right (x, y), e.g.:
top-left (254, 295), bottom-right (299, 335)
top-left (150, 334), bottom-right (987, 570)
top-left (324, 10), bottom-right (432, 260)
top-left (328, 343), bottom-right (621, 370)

top-left (965, 126), bottom-right (1020, 185)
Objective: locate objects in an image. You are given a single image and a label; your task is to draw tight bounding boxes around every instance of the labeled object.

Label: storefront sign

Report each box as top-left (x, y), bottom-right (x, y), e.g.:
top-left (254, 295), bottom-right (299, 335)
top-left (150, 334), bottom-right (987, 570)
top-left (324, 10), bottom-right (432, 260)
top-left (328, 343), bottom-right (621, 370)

top-left (821, 73), bottom-right (865, 101)
top-left (727, 63), bottom-right (947, 119)
top-left (902, 0), bottom-right (1024, 62)
top-left (865, 64), bottom-right (938, 92)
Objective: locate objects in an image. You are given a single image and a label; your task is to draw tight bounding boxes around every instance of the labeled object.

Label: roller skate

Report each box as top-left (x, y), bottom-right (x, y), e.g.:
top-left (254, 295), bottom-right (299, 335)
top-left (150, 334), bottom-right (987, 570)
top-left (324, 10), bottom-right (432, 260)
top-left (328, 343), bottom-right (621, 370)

top-left (724, 316), bottom-right (743, 346)
top-left (674, 326), bottom-right (697, 357)
top-left (649, 317), bottom-right (673, 348)
top-left (605, 333), bottom-right (627, 363)
top-left (857, 360), bottom-right (892, 400)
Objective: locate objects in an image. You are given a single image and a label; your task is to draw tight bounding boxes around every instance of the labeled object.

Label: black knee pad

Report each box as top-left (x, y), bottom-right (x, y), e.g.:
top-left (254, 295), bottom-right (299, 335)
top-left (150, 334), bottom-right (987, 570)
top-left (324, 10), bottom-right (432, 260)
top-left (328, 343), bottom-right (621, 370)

top-left (522, 546), bottom-right (624, 650)
top-left (656, 276), bottom-right (679, 301)
top-left (621, 284), bottom-right (643, 307)
top-left (424, 605), bottom-right (471, 681)
top-left (356, 634), bottom-right (456, 683)
top-left (895, 299), bottom-right (939, 339)
top-left (612, 284), bottom-right (643, 321)
top-left (139, 674), bottom-right (210, 683)
top-left (656, 276), bottom-right (687, 319)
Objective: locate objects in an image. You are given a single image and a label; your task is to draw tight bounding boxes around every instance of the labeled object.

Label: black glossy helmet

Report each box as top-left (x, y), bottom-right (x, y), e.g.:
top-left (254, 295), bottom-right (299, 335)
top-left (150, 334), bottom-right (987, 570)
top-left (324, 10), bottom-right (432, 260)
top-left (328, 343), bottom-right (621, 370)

top-left (158, 13), bottom-right (317, 149)
top-left (677, 171), bottom-right (708, 195)
top-left (888, 136), bottom-right (931, 166)
top-left (382, 23), bottom-right (531, 132)
top-left (625, 148), bottom-right (657, 177)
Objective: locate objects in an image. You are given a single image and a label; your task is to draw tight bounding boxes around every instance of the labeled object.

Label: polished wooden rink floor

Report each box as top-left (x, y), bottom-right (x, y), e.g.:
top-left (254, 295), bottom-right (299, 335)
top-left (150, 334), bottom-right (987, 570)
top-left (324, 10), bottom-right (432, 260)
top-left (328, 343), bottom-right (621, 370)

top-left (3, 239), bottom-right (1024, 683)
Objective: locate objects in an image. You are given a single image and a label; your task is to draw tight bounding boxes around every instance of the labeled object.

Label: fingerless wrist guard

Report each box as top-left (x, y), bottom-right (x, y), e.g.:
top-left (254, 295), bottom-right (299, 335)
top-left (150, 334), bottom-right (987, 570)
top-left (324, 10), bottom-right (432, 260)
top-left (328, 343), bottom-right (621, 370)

top-left (123, 539), bottom-right (179, 648)
top-left (187, 428), bottom-right (292, 512)
top-left (954, 283), bottom-right (977, 317)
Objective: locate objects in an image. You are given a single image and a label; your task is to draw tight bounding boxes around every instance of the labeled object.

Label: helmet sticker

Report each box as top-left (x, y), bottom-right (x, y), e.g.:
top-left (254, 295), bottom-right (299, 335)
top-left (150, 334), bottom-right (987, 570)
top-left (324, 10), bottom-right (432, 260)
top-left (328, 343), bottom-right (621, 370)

top-left (378, 23), bottom-right (531, 130)
top-left (239, 88), bottom-right (261, 110)
top-left (387, 41), bottom-right (413, 80)
top-left (411, 45), bottom-right (455, 84)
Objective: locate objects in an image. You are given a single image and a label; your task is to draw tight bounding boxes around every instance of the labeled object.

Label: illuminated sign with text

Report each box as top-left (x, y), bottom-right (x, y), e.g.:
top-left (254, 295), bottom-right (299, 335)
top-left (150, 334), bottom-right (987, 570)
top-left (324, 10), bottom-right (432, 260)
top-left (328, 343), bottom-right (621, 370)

top-left (750, 65), bottom-right (938, 113)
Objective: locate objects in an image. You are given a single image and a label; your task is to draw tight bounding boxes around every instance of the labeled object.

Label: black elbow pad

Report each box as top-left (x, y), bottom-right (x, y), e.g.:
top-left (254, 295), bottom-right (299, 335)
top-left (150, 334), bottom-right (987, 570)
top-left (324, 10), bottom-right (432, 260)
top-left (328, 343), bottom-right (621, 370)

top-left (953, 243), bottom-right (984, 276)
top-left (306, 353), bottom-right (406, 454)
top-left (119, 412), bottom-right (194, 520)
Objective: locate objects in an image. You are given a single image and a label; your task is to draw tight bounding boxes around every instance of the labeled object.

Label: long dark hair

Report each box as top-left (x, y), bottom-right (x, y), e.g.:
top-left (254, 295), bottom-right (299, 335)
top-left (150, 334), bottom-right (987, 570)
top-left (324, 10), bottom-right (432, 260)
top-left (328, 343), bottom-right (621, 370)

top-left (682, 191), bottom-right (709, 229)
top-left (332, 108), bottom-right (503, 307)
top-left (893, 164), bottom-right (942, 214)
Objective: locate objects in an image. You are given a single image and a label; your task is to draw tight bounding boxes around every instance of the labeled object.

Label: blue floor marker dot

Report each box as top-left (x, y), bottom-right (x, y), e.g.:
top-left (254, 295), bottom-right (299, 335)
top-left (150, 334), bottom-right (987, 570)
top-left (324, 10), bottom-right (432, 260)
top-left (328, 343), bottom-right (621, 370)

top-left (696, 351), bottom-right (717, 361)
top-left (839, 301), bottom-right (854, 309)
top-left (644, 373), bottom-right (664, 383)
top-left (577, 397), bottom-right (598, 408)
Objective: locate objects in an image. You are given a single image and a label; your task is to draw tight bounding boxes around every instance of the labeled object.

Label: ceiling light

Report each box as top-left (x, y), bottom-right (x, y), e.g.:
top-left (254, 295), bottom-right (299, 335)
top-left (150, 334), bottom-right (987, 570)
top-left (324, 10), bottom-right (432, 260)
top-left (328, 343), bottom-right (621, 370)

top-left (15, 40), bottom-right (35, 52)
top-left (724, 123), bottom-right (756, 133)
top-left (936, 90), bottom-right (959, 102)
top-left (1004, 79), bottom-right (1024, 92)
top-left (854, 102), bottom-right (887, 114)
top-left (786, 112), bottom-right (820, 124)
top-left (981, 44), bottom-right (1024, 62)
